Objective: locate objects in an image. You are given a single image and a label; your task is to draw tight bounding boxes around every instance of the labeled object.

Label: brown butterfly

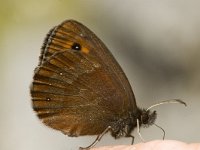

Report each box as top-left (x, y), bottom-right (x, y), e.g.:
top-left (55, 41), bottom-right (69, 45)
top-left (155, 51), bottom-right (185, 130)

top-left (30, 20), bottom-right (186, 149)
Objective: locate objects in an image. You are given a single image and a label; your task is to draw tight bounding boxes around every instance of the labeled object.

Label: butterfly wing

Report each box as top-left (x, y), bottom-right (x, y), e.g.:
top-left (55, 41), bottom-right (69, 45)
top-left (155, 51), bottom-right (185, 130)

top-left (31, 20), bottom-right (137, 136)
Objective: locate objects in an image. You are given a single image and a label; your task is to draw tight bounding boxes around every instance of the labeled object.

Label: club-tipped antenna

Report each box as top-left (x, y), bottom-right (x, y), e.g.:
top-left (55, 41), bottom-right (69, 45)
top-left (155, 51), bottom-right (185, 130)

top-left (146, 99), bottom-right (187, 111)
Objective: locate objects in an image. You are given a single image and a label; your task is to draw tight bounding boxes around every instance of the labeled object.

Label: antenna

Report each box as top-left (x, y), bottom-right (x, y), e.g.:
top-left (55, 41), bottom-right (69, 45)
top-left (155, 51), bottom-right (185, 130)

top-left (146, 99), bottom-right (187, 111)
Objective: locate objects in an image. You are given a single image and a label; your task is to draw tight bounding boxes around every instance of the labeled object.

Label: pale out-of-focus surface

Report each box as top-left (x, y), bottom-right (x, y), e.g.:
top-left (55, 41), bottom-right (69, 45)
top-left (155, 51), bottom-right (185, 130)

top-left (1, 1), bottom-right (200, 150)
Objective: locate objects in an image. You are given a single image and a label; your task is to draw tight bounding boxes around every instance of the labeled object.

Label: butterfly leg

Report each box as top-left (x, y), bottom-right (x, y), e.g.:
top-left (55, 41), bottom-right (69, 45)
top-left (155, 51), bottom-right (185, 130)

top-left (126, 134), bottom-right (135, 144)
top-left (136, 119), bottom-right (145, 142)
top-left (122, 130), bottom-right (135, 144)
top-left (79, 126), bottom-right (111, 150)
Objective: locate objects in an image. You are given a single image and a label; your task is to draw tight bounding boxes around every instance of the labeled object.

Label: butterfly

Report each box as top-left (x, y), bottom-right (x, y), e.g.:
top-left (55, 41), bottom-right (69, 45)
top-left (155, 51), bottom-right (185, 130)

top-left (30, 20), bottom-right (186, 149)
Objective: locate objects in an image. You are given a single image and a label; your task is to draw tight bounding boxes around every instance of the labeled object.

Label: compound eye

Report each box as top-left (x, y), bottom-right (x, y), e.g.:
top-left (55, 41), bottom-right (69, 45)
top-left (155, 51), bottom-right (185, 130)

top-left (141, 113), bottom-right (149, 124)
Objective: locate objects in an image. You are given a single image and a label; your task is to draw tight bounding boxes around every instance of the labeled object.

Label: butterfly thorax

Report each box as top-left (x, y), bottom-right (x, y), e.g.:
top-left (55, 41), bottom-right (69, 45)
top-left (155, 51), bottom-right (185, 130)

top-left (110, 108), bottom-right (157, 138)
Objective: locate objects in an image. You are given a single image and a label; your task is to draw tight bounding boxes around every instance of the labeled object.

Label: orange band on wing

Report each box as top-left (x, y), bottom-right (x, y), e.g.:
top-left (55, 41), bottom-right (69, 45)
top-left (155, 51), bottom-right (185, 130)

top-left (82, 47), bottom-right (89, 54)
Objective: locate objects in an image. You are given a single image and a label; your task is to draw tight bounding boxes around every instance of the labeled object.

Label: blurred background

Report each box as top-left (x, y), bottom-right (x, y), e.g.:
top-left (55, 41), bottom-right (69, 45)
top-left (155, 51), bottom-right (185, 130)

top-left (1, 0), bottom-right (200, 149)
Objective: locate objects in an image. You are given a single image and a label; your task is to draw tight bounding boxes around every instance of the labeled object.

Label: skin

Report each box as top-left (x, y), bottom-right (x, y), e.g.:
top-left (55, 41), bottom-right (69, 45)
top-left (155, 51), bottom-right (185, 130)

top-left (91, 140), bottom-right (200, 150)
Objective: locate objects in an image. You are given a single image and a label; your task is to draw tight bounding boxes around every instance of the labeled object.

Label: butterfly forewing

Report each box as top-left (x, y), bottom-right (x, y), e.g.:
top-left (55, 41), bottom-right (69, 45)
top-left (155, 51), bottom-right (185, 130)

top-left (31, 20), bottom-right (136, 136)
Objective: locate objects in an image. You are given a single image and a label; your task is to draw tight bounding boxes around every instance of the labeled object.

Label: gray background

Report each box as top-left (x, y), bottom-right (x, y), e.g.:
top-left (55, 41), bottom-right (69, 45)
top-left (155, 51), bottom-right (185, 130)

top-left (1, 0), bottom-right (200, 150)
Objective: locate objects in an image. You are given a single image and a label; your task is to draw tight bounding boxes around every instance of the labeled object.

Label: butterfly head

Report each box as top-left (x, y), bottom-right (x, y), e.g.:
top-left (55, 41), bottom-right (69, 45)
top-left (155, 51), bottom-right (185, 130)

top-left (139, 109), bottom-right (157, 127)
